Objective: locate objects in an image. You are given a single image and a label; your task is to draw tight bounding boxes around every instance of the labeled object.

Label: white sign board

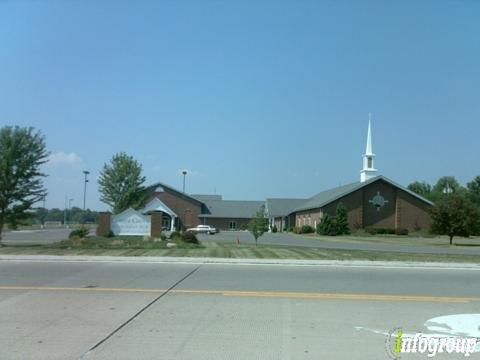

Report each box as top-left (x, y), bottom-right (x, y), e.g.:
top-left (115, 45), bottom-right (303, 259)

top-left (111, 208), bottom-right (151, 236)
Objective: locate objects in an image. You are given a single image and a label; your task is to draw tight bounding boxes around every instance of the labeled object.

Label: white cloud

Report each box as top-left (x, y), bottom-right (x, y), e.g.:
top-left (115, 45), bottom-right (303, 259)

top-left (47, 152), bottom-right (83, 167)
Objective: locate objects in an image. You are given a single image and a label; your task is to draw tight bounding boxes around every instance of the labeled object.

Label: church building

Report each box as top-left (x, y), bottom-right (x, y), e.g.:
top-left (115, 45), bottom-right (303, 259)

top-left (267, 120), bottom-right (433, 232)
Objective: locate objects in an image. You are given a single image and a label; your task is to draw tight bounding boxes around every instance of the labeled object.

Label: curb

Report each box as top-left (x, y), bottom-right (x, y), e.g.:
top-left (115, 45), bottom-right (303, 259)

top-left (0, 255), bottom-right (480, 270)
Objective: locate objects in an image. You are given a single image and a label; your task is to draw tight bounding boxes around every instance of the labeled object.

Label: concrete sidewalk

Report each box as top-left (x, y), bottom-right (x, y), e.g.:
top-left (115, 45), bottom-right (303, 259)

top-left (1, 254), bottom-right (480, 270)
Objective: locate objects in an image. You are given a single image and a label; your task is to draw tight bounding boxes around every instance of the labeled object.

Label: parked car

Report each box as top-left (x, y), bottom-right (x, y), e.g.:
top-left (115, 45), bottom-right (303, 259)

top-left (186, 225), bottom-right (218, 235)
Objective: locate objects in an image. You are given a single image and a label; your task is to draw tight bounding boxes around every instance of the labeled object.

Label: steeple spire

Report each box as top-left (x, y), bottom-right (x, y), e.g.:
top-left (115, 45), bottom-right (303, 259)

top-left (360, 114), bottom-right (378, 183)
top-left (365, 113), bottom-right (373, 155)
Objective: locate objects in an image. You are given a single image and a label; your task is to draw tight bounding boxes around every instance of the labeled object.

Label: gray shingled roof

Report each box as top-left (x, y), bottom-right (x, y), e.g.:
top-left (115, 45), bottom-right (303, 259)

top-left (266, 198), bottom-right (308, 217)
top-left (199, 200), bottom-right (264, 218)
top-left (191, 194), bottom-right (223, 201)
top-left (291, 175), bottom-right (433, 213)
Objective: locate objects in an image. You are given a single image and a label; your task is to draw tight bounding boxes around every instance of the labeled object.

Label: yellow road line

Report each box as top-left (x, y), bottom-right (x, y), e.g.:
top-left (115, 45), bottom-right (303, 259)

top-left (0, 285), bottom-right (476, 303)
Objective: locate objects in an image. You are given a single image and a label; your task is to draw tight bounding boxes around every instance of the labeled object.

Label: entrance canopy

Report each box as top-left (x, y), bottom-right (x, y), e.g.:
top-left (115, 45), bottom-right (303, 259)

top-left (141, 198), bottom-right (177, 217)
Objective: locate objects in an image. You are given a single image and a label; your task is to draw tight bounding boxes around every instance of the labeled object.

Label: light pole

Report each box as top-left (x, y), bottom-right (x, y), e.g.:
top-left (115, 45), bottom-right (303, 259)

top-left (83, 171), bottom-right (90, 224)
top-left (68, 199), bottom-right (73, 227)
top-left (63, 195), bottom-right (68, 227)
top-left (83, 171), bottom-right (90, 210)
top-left (182, 170), bottom-right (187, 193)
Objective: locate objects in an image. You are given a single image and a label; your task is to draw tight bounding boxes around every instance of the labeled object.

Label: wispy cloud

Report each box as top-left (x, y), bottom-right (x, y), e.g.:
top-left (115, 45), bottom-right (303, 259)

top-left (47, 152), bottom-right (83, 167)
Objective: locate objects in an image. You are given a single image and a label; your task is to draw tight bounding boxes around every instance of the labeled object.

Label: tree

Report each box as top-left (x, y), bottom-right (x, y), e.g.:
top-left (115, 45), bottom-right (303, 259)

top-left (248, 206), bottom-right (268, 246)
top-left (0, 126), bottom-right (48, 241)
top-left (467, 176), bottom-right (480, 207)
top-left (335, 203), bottom-right (350, 235)
top-left (429, 194), bottom-right (480, 245)
top-left (430, 176), bottom-right (464, 202)
top-left (316, 214), bottom-right (336, 236)
top-left (408, 181), bottom-right (432, 199)
top-left (98, 153), bottom-right (146, 214)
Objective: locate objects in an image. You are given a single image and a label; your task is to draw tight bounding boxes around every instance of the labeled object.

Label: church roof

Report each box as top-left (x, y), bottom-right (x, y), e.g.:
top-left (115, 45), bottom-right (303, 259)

top-left (191, 194), bottom-right (223, 201)
top-left (291, 176), bottom-right (433, 213)
top-left (265, 198), bottom-right (308, 217)
top-left (146, 181), bottom-right (204, 205)
top-left (141, 198), bottom-right (176, 217)
top-left (199, 199), bottom-right (264, 219)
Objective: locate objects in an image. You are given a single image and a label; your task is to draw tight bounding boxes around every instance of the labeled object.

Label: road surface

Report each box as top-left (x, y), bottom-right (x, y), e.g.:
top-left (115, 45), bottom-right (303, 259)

top-left (0, 259), bottom-right (479, 359)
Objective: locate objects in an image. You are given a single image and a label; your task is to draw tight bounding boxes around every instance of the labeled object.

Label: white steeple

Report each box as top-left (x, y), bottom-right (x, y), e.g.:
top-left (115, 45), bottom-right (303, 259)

top-left (360, 114), bottom-right (378, 183)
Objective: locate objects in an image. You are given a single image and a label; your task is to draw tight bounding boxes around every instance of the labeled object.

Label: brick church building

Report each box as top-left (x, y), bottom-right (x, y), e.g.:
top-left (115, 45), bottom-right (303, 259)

top-left (267, 120), bottom-right (433, 232)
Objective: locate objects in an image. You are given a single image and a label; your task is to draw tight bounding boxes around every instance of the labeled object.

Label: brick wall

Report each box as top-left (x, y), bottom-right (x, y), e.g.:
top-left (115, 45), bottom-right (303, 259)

top-left (148, 188), bottom-right (203, 230)
top-left (289, 179), bottom-right (432, 232)
top-left (96, 212), bottom-right (111, 236)
top-left (396, 189), bottom-right (432, 231)
top-left (202, 217), bottom-right (251, 231)
top-left (150, 211), bottom-right (163, 237)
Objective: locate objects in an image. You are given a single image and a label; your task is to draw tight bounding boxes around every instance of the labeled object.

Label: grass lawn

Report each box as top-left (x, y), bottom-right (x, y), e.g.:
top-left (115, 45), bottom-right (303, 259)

top-left (1, 236), bottom-right (480, 263)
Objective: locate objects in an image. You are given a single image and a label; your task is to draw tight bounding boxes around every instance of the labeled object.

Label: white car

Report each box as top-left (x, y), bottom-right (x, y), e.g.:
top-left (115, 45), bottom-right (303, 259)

top-left (186, 225), bottom-right (218, 235)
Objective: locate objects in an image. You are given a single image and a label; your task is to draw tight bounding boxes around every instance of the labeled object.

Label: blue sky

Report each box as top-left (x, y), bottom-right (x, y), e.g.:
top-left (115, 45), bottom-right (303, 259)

top-left (1, 0), bottom-right (479, 211)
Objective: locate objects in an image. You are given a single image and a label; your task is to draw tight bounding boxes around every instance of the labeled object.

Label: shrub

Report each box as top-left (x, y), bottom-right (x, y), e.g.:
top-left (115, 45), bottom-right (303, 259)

top-left (317, 214), bottom-right (337, 236)
top-left (395, 228), bottom-right (409, 236)
top-left (364, 227), bottom-right (397, 235)
top-left (69, 227), bottom-right (89, 239)
top-left (181, 231), bottom-right (199, 244)
top-left (301, 225), bottom-right (314, 234)
top-left (272, 225), bottom-right (278, 233)
top-left (170, 231), bottom-right (181, 240)
top-left (364, 226), bottom-right (377, 235)
top-left (292, 226), bottom-right (301, 234)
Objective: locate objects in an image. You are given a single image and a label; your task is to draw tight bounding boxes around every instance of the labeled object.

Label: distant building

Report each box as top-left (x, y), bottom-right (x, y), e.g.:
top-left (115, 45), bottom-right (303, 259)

top-left (145, 184), bottom-right (263, 231)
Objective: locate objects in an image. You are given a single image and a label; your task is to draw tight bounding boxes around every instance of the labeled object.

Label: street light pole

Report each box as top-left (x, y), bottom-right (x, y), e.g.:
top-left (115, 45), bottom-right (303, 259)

top-left (182, 170), bottom-right (187, 193)
top-left (82, 171), bottom-right (90, 224)
top-left (68, 199), bottom-right (73, 227)
top-left (63, 195), bottom-right (67, 227)
top-left (83, 171), bottom-right (90, 210)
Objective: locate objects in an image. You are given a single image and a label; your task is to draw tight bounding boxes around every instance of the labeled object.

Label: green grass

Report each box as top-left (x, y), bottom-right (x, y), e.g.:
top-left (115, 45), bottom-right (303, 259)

top-left (1, 237), bottom-right (480, 263)
top-left (298, 232), bottom-right (480, 247)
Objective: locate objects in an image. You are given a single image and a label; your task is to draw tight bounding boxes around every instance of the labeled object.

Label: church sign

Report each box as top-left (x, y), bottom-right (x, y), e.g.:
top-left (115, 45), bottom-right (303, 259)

top-left (111, 208), bottom-right (151, 236)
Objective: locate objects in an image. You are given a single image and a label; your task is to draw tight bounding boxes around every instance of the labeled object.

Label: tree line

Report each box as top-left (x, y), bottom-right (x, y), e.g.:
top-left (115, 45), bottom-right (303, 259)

top-left (408, 176), bottom-right (480, 243)
top-left (32, 207), bottom-right (98, 225)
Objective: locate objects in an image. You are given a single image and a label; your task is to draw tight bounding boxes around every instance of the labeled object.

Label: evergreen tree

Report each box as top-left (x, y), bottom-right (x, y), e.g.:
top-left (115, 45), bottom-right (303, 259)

top-left (317, 214), bottom-right (336, 236)
top-left (335, 203), bottom-right (350, 235)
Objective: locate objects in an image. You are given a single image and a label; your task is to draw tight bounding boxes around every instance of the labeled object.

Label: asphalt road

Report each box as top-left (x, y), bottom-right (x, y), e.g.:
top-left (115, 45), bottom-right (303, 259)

top-left (200, 231), bottom-right (480, 255)
top-left (0, 260), bottom-right (479, 359)
top-left (1, 228), bottom-right (92, 245)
